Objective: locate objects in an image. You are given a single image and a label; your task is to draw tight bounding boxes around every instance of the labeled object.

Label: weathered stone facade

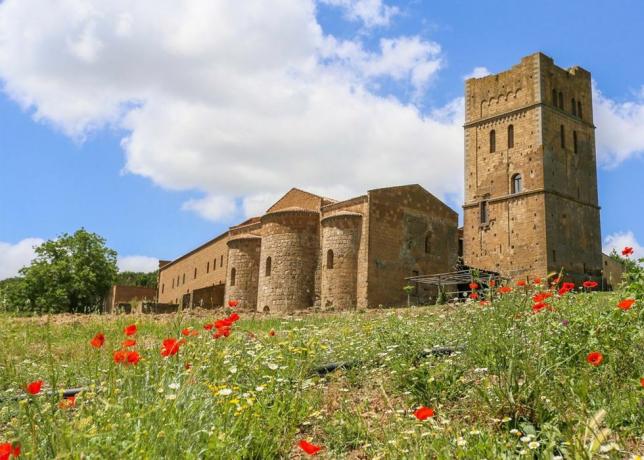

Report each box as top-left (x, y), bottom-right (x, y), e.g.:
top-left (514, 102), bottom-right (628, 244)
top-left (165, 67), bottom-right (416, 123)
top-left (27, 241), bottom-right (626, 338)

top-left (158, 186), bottom-right (458, 310)
top-left (463, 52), bottom-right (602, 282)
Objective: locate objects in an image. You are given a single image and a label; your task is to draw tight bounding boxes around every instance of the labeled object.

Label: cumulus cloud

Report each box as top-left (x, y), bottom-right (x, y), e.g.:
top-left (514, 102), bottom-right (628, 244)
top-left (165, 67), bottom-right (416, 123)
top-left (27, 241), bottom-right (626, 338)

top-left (319, 0), bottom-right (399, 27)
top-left (464, 66), bottom-right (490, 80)
top-left (0, 238), bottom-right (44, 280)
top-left (0, 0), bottom-right (464, 223)
top-left (117, 255), bottom-right (160, 273)
top-left (602, 230), bottom-right (643, 259)
top-left (594, 84), bottom-right (644, 168)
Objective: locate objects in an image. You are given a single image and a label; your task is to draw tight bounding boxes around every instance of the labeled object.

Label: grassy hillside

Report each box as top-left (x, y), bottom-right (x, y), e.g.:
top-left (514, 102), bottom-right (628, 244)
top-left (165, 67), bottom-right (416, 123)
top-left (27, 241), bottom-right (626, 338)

top-left (0, 285), bottom-right (642, 458)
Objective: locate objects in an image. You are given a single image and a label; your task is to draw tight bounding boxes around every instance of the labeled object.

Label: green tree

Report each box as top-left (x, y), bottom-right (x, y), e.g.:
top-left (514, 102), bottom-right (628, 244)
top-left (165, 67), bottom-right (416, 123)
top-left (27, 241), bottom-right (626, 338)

top-left (12, 229), bottom-right (118, 313)
top-left (116, 271), bottom-right (158, 288)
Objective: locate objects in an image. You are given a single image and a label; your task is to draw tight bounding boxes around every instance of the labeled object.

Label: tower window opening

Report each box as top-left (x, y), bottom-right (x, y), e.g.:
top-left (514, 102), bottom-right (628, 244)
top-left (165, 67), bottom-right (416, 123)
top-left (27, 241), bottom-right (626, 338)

top-left (578, 101), bottom-right (582, 119)
top-left (230, 268), bottom-right (236, 286)
top-left (507, 124), bottom-right (514, 148)
top-left (489, 129), bottom-right (496, 153)
top-left (511, 174), bottom-right (523, 194)
top-left (552, 88), bottom-right (557, 106)
top-left (573, 131), bottom-right (578, 153)
top-left (480, 201), bottom-right (489, 224)
top-left (265, 256), bottom-right (272, 276)
top-left (558, 92), bottom-right (563, 109)
top-left (571, 98), bottom-right (577, 115)
top-left (424, 232), bottom-right (432, 254)
top-left (326, 250), bottom-right (334, 269)
top-left (560, 125), bottom-right (565, 149)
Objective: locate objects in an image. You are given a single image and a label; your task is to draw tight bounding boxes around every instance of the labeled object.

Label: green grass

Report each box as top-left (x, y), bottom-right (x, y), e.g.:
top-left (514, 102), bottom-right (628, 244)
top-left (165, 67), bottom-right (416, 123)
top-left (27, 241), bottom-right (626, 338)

top-left (0, 287), bottom-right (642, 459)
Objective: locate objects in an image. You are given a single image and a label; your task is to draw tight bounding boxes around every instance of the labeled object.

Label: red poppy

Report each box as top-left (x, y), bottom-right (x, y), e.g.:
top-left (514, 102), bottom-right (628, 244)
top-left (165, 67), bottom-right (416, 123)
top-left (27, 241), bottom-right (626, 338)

top-left (489, 280), bottom-right (496, 287)
top-left (622, 246), bottom-right (634, 257)
top-left (516, 280), bottom-right (526, 287)
top-left (532, 292), bottom-right (552, 303)
top-left (26, 380), bottom-right (43, 395)
top-left (558, 282), bottom-right (575, 295)
top-left (533, 277), bottom-right (542, 285)
top-left (123, 324), bottom-right (137, 336)
top-left (90, 332), bottom-right (105, 349)
top-left (229, 312), bottom-right (240, 322)
top-left (298, 440), bottom-right (322, 456)
top-left (617, 299), bottom-right (635, 310)
top-left (213, 327), bottom-right (231, 339)
top-left (532, 302), bottom-right (548, 313)
top-left (228, 299), bottom-right (239, 308)
top-left (469, 292), bottom-right (479, 300)
top-left (586, 352), bottom-right (603, 366)
top-left (499, 286), bottom-right (512, 294)
top-left (640, 377), bottom-right (644, 388)
top-left (58, 396), bottom-right (76, 410)
top-left (413, 406), bottom-right (435, 420)
top-left (161, 338), bottom-right (181, 357)
top-left (269, 329), bottom-right (276, 337)
top-left (215, 318), bottom-right (233, 328)
top-left (182, 328), bottom-right (198, 336)
top-left (126, 351), bottom-right (140, 365)
top-left (468, 282), bottom-right (479, 290)
top-left (113, 350), bottom-right (127, 364)
top-left (582, 281), bottom-right (598, 289)
top-left (479, 300), bottom-right (491, 307)
top-left (0, 442), bottom-right (20, 459)
top-left (204, 323), bottom-right (214, 331)
top-left (122, 339), bottom-right (136, 348)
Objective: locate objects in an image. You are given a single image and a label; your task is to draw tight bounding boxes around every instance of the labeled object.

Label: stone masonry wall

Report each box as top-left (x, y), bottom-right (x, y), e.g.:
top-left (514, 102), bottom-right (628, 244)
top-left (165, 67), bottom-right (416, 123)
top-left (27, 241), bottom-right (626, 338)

top-left (225, 236), bottom-right (261, 309)
top-left (320, 213), bottom-right (362, 309)
top-left (256, 210), bottom-right (320, 312)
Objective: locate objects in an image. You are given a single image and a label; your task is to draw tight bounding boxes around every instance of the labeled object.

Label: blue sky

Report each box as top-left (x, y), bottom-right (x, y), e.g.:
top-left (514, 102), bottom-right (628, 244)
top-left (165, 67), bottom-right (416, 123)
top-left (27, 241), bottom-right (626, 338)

top-left (1, 0), bottom-right (643, 278)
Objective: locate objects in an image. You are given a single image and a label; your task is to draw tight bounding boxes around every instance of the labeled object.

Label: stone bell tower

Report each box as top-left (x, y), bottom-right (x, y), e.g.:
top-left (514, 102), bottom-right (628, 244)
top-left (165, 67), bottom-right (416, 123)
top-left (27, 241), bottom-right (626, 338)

top-left (462, 52), bottom-right (602, 282)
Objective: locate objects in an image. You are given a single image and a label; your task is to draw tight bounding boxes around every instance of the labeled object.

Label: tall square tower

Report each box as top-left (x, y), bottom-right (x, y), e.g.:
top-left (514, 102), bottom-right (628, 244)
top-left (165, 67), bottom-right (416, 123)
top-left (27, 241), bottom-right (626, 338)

top-left (462, 52), bottom-right (602, 281)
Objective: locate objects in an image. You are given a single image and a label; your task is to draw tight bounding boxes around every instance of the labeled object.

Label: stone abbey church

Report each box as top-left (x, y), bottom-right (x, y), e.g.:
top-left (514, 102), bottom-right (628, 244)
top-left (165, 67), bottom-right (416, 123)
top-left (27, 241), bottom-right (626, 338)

top-left (157, 52), bottom-right (605, 311)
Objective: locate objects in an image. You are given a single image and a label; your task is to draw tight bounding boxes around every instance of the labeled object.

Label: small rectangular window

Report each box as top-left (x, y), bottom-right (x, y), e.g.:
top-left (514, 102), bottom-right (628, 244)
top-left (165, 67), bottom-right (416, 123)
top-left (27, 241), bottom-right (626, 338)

top-left (480, 201), bottom-right (488, 224)
top-left (560, 125), bottom-right (565, 149)
top-left (162, 284), bottom-right (165, 293)
top-left (207, 261), bottom-right (210, 273)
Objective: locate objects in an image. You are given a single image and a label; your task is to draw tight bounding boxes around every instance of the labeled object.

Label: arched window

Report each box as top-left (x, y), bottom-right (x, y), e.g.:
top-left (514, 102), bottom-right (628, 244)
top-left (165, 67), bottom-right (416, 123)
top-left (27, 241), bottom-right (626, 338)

top-left (206, 261), bottom-right (210, 273)
top-left (552, 89), bottom-right (557, 106)
top-left (571, 98), bottom-right (577, 116)
top-left (573, 131), bottom-right (578, 153)
top-left (265, 257), bottom-right (272, 276)
top-left (577, 101), bottom-right (582, 119)
top-left (511, 173), bottom-right (523, 194)
top-left (560, 125), bottom-right (565, 149)
top-left (558, 92), bottom-right (563, 109)
top-left (230, 268), bottom-right (236, 286)
top-left (424, 233), bottom-right (432, 254)
top-left (507, 124), bottom-right (514, 149)
top-left (489, 129), bottom-right (496, 153)
top-left (326, 250), bottom-right (334, 269)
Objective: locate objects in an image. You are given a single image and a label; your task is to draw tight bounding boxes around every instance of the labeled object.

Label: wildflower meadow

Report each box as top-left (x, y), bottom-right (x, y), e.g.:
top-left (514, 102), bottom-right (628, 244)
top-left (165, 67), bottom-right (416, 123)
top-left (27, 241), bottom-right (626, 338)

top-left (1, 264), bottom-right (643, 458)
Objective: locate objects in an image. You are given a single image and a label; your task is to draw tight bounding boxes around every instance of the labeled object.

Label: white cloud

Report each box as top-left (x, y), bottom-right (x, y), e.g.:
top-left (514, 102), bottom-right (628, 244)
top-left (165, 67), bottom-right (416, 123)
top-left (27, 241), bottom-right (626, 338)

top-left (594, 84), bottom-right (644, 168)
top-left (0, 0), bottom-right (464, 223)
top-left (602, 230), bottom-right (643, 259)
top-left (117, 255), bottom-right (159, 273)
top-left (0, 238), bottom-right (44, 280)
top-left (319, 0), bottom-right (399, 27)
top-left (464, 66), bottom-right (490, 80)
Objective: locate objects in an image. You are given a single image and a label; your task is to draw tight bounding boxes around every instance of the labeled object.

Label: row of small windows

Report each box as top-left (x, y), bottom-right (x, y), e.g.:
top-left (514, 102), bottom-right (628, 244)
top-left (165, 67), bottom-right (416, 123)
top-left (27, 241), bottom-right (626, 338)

top-left (166, 254), bottom-right (225, 291)
top-left (488, 125), bottom-right (514, 153)
top-left (552, 89), bottom-right (583, 119)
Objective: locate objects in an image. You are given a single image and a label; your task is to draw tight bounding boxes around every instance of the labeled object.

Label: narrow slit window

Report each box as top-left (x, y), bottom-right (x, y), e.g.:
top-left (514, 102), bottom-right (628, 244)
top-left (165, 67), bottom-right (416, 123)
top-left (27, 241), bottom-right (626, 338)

top-left (194, 268), bottom-right (197, 279)
top-left (573, 131), bottom-right (578, 153)
top-left (489, 129), bottom-right (496, 153)
top-left (571, 98), bottom-right (576, 115)
top-left (220, 255), bottom-right (224, 267)
top-left (162, 284), bottom-right (165, 294)
top-left (265, 256), bottom-right (272, 276)
top-left (507, 124), bottom-right (514, 149)
top-left (552, 88), bottom-right (557, 106)
top-left (182, 273), bottom-right (185, 285)
top-left (424, 233), bottom-right (432, 254)
top-left (230, 268), bottom-right (236, 286)
top-left (480, 201), bottom-right (488, 224)
top-left (558, 92), bottom-right (563, 109)
top-left (560, 125), bottom-right (565, 149)
top-left (577, 101), bottom-right (582, 119)
top-left (326, 250), bottom-right (334, 269)
top-left (206, 261), bottom-right (210, 273)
